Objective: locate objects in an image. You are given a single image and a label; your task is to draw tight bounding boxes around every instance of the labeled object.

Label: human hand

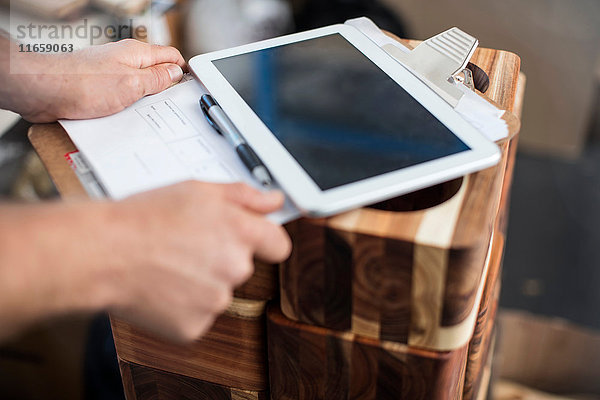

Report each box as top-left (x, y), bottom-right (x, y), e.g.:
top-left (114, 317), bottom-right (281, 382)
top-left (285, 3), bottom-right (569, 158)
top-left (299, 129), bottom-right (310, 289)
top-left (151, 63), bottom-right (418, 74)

top-left (3, 38), bottom-right (186, 122)
top-left (0, 181), bottom-right (290, 343)
top-left (103, 181), bottom-right (291, 342)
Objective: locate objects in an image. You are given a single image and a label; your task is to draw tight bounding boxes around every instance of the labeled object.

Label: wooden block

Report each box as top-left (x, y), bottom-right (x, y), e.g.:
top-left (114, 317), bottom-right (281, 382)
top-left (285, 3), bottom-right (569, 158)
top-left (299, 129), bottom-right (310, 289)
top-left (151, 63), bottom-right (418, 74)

top-left (280, 170), bottom-right (503, 351)
top-left (234, 261), bottom-right (278, 300)
top-left (26, 36), bottom-right (524, 398)
top-left (118, 360), bottom-right (268, 400)
top-left (28, 124), bottom-right (87, 199)
top-left (267, 305), bottom-right (468, 400)
top-left (279, 46), bottom-right (521, 351)
top-left (111, 298), bottom-right (268, 392)
top-left (463, 232), bottom-right (504, 400)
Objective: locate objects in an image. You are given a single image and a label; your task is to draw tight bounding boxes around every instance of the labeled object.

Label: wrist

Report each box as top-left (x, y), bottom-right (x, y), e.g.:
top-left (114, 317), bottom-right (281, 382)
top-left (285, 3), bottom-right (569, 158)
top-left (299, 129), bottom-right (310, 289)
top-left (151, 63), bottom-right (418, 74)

top-left (0, 202), bottom-right (121, 327)
top-left (52, 200), bottom-right (134, 314)
top-left (96, 199), bottom-right (157, 314)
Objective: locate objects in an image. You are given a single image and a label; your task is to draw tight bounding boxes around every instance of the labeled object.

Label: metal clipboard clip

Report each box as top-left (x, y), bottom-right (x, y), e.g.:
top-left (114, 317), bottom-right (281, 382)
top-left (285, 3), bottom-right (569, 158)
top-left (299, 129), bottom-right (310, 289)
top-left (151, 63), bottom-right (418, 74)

top-left (382, 28), bottom-right (479, 108)
top-left (345, 17), bottom-right (514, 143)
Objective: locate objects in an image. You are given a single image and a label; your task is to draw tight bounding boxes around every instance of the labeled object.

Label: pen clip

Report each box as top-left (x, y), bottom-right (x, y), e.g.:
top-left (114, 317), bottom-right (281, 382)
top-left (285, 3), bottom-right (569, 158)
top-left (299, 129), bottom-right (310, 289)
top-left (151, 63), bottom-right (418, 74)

top-left (199, 95), bottom-right (222, 135)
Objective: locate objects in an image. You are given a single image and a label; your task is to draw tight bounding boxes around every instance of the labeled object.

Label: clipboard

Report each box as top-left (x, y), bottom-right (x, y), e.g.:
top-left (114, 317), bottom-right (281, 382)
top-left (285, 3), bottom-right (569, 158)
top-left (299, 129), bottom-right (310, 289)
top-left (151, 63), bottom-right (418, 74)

top-left (346, 17), bottom-right (519, 143)
top-left (51, 20), bottom-right (520, 211)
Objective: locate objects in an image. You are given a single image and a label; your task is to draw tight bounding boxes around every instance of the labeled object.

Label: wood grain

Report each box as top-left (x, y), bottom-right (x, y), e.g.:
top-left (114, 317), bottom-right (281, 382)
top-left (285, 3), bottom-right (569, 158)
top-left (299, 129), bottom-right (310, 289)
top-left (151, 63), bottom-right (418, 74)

top-left (278, 46), bottom-right (521, 350)
top-left (462, 233), bottom-right (504, 400)
top-left (496, 72), bottom-right (527, 236)
top-left (28, 124), bottom-right (87, 199)
top-left (111, 298), bottom-right (268, 391)
top-left (280, 170), bottom-right (503, 350)
top-left (234, 261), bottom-right (278, 300)
top-left (119, 360), bottom-right (268, 400)
top-left (267, 305), bottom-right (468, 400)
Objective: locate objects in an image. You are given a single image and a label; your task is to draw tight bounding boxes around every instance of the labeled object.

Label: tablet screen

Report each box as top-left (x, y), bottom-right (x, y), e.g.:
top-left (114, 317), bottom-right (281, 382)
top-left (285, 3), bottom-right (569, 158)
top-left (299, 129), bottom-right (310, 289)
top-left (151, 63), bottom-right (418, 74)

top-left (212, 34), bottom-right (470, 191)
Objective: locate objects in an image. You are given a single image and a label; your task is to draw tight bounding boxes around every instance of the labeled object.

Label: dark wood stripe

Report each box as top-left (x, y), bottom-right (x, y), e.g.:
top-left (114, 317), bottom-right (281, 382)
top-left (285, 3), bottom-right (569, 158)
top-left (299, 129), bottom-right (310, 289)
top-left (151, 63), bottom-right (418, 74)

top-left (119, 359), bottom-right (138, 400)
top-left (379, 238), bottom-right (413, 343)
top-left (375, 348), bottom-right (409, 398)
top-left (323, 228), bottom-right (353, 331)
top-left (234, 260), bottom-right (278, 301)
top-left (298, 328), bottom-right (327, 398)
top-left (351, 233), bottom-right (385, 337)
top-left (325, 334), bottom-right (350, 399)
top-left (349, 340), bottom-right (378, 399)
top-left (283, 220), bottom-right (327, 326)
top-left (120, 360), bottom-right (266, 400)
top-left (267, 306), bottom-right (302, 400)
top-left (279, 222), bottom-right (299, 320)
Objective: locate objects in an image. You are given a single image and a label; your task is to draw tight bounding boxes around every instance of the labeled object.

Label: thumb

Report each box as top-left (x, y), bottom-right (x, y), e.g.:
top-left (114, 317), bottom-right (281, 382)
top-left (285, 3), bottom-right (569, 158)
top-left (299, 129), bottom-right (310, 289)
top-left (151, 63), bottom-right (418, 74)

top-left (140, 63), bottom-right (183, 96)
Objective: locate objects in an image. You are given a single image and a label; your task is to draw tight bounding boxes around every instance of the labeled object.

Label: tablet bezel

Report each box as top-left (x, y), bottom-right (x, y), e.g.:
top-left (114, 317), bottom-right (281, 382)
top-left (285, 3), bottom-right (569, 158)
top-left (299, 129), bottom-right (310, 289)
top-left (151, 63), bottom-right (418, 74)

top-left (189, 24), bottom-right (500, 217)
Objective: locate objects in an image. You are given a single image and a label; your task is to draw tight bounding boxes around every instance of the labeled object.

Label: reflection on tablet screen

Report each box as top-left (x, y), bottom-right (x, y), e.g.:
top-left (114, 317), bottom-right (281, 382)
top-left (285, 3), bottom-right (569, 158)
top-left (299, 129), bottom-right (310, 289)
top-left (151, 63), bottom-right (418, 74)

top-left (213, 34), bottom-right (469, 191)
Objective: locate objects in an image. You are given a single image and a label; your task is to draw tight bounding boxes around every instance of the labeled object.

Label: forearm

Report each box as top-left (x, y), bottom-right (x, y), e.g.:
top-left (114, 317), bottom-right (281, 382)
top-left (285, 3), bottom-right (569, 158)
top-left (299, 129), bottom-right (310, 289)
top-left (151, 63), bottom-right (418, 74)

top-left (0, 32), bottom-right (22, 113)
top-left (0, 32), bottom-right (70, 122)
top-left (0, 201), bottom-right (121, 340)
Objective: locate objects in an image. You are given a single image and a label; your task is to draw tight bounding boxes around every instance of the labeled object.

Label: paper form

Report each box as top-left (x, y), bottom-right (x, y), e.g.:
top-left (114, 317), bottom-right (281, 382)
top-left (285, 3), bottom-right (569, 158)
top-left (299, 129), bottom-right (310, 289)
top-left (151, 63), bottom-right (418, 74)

top-left (60, 77), bottom-right (301, 225)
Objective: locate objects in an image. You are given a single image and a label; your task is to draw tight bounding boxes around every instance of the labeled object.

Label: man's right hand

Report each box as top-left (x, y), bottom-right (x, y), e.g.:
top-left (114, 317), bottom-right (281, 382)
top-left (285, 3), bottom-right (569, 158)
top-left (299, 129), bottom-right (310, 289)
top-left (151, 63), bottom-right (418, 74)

top-left (106, 181), bottom-right (291, 342)
top-left (0, 181), bottom-right (291, 343)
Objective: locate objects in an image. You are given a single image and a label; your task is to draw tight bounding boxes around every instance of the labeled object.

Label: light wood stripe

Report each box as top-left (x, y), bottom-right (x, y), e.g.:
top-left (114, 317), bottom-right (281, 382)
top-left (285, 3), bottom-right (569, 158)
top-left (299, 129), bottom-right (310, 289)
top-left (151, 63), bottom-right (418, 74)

top-left (408, 245), bottom-right (448, 347)
top-left (328, 208), bottom-right (362, 232)
top-left (352, 314), bottom-right (381, 339)
top-left (475, 333), bottom-right (495, 400)
top-left (408, 177), bottom-right (469, 347)
top-left (225, 298), bottom-right (267, 319)
top-left (232, 390), bottom-right (260, 400)
top-left (433, 234), bottom-right (494, 350)
top-left (414, 175), bottom-right (470, 248)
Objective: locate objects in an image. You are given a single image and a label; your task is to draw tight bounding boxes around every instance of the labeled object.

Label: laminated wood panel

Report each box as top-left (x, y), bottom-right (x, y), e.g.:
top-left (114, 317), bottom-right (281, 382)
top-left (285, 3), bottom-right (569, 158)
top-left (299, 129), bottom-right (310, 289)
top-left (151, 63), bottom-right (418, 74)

top-left (111, 298), bottom-right (268, 391)
top-left (118, 360), bottom-right (268, 400)
top-left (267, 305), bottom-right (468, 400)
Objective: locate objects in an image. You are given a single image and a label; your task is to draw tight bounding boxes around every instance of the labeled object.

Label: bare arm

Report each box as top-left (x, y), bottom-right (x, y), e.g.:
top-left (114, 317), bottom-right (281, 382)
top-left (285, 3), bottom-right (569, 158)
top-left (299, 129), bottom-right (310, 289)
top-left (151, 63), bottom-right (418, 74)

top-left (0, 35), bottom-right (291, 342)
top-left (0, 182), bottom-right (291, 342)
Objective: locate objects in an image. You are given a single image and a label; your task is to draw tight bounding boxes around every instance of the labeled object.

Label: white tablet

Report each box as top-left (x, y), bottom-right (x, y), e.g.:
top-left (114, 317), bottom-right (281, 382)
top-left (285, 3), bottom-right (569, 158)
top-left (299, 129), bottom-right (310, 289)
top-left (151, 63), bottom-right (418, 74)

top-left (189, 24), bottom-right (500, 217)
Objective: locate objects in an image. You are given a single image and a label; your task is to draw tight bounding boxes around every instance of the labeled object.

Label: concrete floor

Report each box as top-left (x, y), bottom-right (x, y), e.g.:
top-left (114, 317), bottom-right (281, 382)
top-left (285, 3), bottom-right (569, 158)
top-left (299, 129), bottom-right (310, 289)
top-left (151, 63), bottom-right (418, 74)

top-left (502, 141), bottom-right (600, 331)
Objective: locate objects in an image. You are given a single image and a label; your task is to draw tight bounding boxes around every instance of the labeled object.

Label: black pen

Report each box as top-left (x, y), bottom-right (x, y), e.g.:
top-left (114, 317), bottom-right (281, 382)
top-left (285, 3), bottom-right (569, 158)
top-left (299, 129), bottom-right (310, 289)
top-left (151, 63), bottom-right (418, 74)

top-left (199, 94), bottom-right (273, 188)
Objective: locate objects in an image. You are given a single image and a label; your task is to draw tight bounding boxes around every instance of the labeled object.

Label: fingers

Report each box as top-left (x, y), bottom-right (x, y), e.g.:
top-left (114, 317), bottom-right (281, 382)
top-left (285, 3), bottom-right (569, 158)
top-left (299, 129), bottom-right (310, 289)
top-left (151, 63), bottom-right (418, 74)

top-left (149, 44), bottom-right (187, 69)
top-left (254, 223), bottom-right (292, 263)
top-left (115, 39), bottom-right (186, 69)
top-left (202, 182), bottom-right (291, 262)
top-left (212, 248), bottom-right (255, 286)
top-left (114, 40), bottom-right (187, 96)
top-left (235, 210), bottom-right (292, 263)
top-left (223, 183), bottom-right (285, 214)
top-left (139, 63), bottom-right (184, 96)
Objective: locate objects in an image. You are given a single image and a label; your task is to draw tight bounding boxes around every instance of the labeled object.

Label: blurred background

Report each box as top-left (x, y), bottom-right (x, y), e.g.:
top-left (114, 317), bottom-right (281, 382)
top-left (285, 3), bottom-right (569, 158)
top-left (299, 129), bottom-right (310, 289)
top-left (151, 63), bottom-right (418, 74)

top-left (0, 0), bottom-right (598, 399)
